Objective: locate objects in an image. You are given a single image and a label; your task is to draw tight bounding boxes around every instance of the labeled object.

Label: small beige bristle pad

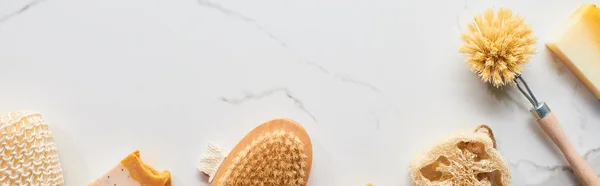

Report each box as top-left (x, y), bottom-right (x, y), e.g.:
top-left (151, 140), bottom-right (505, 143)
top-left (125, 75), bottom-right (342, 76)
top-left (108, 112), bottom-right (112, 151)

top-left (198, 142), bottom-right (229, 182)
top-left (0, 111), bottom-right (64, 185)
top-left (210, 118), bottom-right (313, 186)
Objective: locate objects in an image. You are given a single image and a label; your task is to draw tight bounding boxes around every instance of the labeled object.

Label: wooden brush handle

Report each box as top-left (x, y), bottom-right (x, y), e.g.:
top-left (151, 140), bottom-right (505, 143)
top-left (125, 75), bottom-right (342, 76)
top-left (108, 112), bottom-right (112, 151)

top-left (538, 112), bottom-right (600, 186)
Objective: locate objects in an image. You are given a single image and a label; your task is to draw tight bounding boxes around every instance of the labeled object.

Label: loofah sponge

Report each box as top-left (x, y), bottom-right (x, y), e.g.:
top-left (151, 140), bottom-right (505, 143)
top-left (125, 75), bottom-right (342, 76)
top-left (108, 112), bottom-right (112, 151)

top-left (459, 8), bottom-right (536, 87)
top-left (0, 111), bottom-right (64, 185)
top-left (210, 118), bottom-right (312, 186)
top-left (409, 125), bottom-right (511, 186)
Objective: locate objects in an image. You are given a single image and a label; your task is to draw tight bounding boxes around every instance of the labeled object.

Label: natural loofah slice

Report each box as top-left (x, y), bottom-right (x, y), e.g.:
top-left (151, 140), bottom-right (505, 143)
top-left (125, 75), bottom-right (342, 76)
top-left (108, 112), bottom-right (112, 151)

top-left (211, 118), bottom-right (313, 186)
top-left (459, 8), bottom-right (537, 87)
top-left (0, 111), bottom-right (64, 185)
top-left (89, 150), bottom-right (171, 186)
top-left (409, 125), bottom-right (511, 186)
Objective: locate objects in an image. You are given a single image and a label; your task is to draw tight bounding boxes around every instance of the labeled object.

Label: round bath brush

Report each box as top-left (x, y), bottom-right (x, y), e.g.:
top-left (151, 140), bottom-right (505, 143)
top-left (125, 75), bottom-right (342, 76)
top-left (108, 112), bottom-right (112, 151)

top-left (459, 8), bottom-right (599, 185)
top-left (210, 118), bottom-right (312, 186)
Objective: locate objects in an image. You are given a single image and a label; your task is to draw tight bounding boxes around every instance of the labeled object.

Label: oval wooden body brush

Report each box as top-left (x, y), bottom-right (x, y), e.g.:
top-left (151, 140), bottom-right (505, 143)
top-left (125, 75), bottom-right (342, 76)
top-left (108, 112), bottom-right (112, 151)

top-left (460, 8), bottom-right (600, 186)
top-left (211, 118), bottom-right (313, 186)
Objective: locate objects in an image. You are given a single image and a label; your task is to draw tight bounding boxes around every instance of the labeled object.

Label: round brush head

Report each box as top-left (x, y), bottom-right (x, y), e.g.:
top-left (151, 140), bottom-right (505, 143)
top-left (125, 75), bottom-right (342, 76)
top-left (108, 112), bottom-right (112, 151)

top-left (221, 130), bottom-right (308, 186)
top-left (459, 8), bottom-right (536, 87)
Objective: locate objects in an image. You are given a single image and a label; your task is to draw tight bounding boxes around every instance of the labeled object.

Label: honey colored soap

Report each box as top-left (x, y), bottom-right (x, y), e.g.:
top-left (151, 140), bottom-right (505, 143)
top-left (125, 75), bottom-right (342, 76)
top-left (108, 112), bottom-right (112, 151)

top-left (89, 150), bottom-right (171, 186)
top-left (547, 4), bottom-right (600, 99)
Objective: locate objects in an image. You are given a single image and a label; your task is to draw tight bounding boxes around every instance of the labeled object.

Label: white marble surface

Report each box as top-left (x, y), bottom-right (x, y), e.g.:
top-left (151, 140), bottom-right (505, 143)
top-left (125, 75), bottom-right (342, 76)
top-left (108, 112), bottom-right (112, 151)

top-left (0, 0), bottom-right (599, 185)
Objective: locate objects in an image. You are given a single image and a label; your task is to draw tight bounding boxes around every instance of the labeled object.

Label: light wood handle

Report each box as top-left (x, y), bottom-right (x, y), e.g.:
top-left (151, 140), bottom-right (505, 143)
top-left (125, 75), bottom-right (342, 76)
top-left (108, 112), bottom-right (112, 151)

top-left (537, 112), bottom-right (600, 186)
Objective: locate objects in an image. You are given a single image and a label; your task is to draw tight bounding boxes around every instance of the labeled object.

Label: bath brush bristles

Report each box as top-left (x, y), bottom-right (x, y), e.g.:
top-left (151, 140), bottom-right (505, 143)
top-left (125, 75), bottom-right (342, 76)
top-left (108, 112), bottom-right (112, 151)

top-left (459, 8), bottom-right (536, 87)
top-left (221, 130), bottom-right (307, 186)
top-left (211, 118), bottom-right (313, 186)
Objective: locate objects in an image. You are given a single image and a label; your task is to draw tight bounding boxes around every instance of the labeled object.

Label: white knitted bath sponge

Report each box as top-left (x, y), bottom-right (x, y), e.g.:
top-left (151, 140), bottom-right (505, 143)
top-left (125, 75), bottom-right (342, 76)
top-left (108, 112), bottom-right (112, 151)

top-left (0, 111), bottom-right (64, 185)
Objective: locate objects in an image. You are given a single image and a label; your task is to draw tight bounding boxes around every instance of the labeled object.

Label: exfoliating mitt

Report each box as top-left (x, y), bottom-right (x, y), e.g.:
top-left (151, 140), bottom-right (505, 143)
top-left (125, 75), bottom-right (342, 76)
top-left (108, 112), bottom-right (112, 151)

top-left (198, 118), bottom-right (313, 186)
top-left (409, 125), bottom-right (511, 186)
top-left (0, 111), bottom-right (64, 185)
top-left (88, 150), bottom-right (171, 186)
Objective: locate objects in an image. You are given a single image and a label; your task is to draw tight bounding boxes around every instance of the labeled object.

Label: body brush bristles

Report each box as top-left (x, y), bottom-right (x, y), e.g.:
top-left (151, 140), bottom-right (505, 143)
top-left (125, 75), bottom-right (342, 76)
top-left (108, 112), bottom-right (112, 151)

top-left (210, 119), bottom-right (313, 186)
top-left (459, 8), bottom-right (536, 87)
top-left (220, 130), bottom-right (308, 186)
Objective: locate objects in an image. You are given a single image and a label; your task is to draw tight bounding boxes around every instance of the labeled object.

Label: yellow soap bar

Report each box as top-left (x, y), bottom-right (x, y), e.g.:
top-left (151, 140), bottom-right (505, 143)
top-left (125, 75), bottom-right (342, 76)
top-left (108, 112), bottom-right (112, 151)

top-left (547, 4), bottom-right (600, 99)
top-left (89, 150), bottom-right (171, 186)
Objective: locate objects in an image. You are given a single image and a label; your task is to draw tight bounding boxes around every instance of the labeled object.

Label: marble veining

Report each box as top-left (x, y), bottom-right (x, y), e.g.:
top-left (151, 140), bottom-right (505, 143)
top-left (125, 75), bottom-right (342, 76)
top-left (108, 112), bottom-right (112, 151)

top-left (196, 0), bottom-right (289, 49)
top-left (197, 0), bottom-right (383, 94)
top-left (0, 0), bottom-right (599, 185)
top-left (0, 0), bottom-right (44, 24)
top-left (220, 87), bottom-right (318, 121)
top-left (510, 147), bottom-right (600, 185)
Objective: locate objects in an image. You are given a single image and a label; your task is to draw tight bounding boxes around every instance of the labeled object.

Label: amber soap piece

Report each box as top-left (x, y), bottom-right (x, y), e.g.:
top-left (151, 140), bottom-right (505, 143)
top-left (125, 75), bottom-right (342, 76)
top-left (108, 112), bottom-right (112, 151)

top-left (547, 4), bottom-right (600, 99)
top-left (89, 150), bottom-right (171, 186)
